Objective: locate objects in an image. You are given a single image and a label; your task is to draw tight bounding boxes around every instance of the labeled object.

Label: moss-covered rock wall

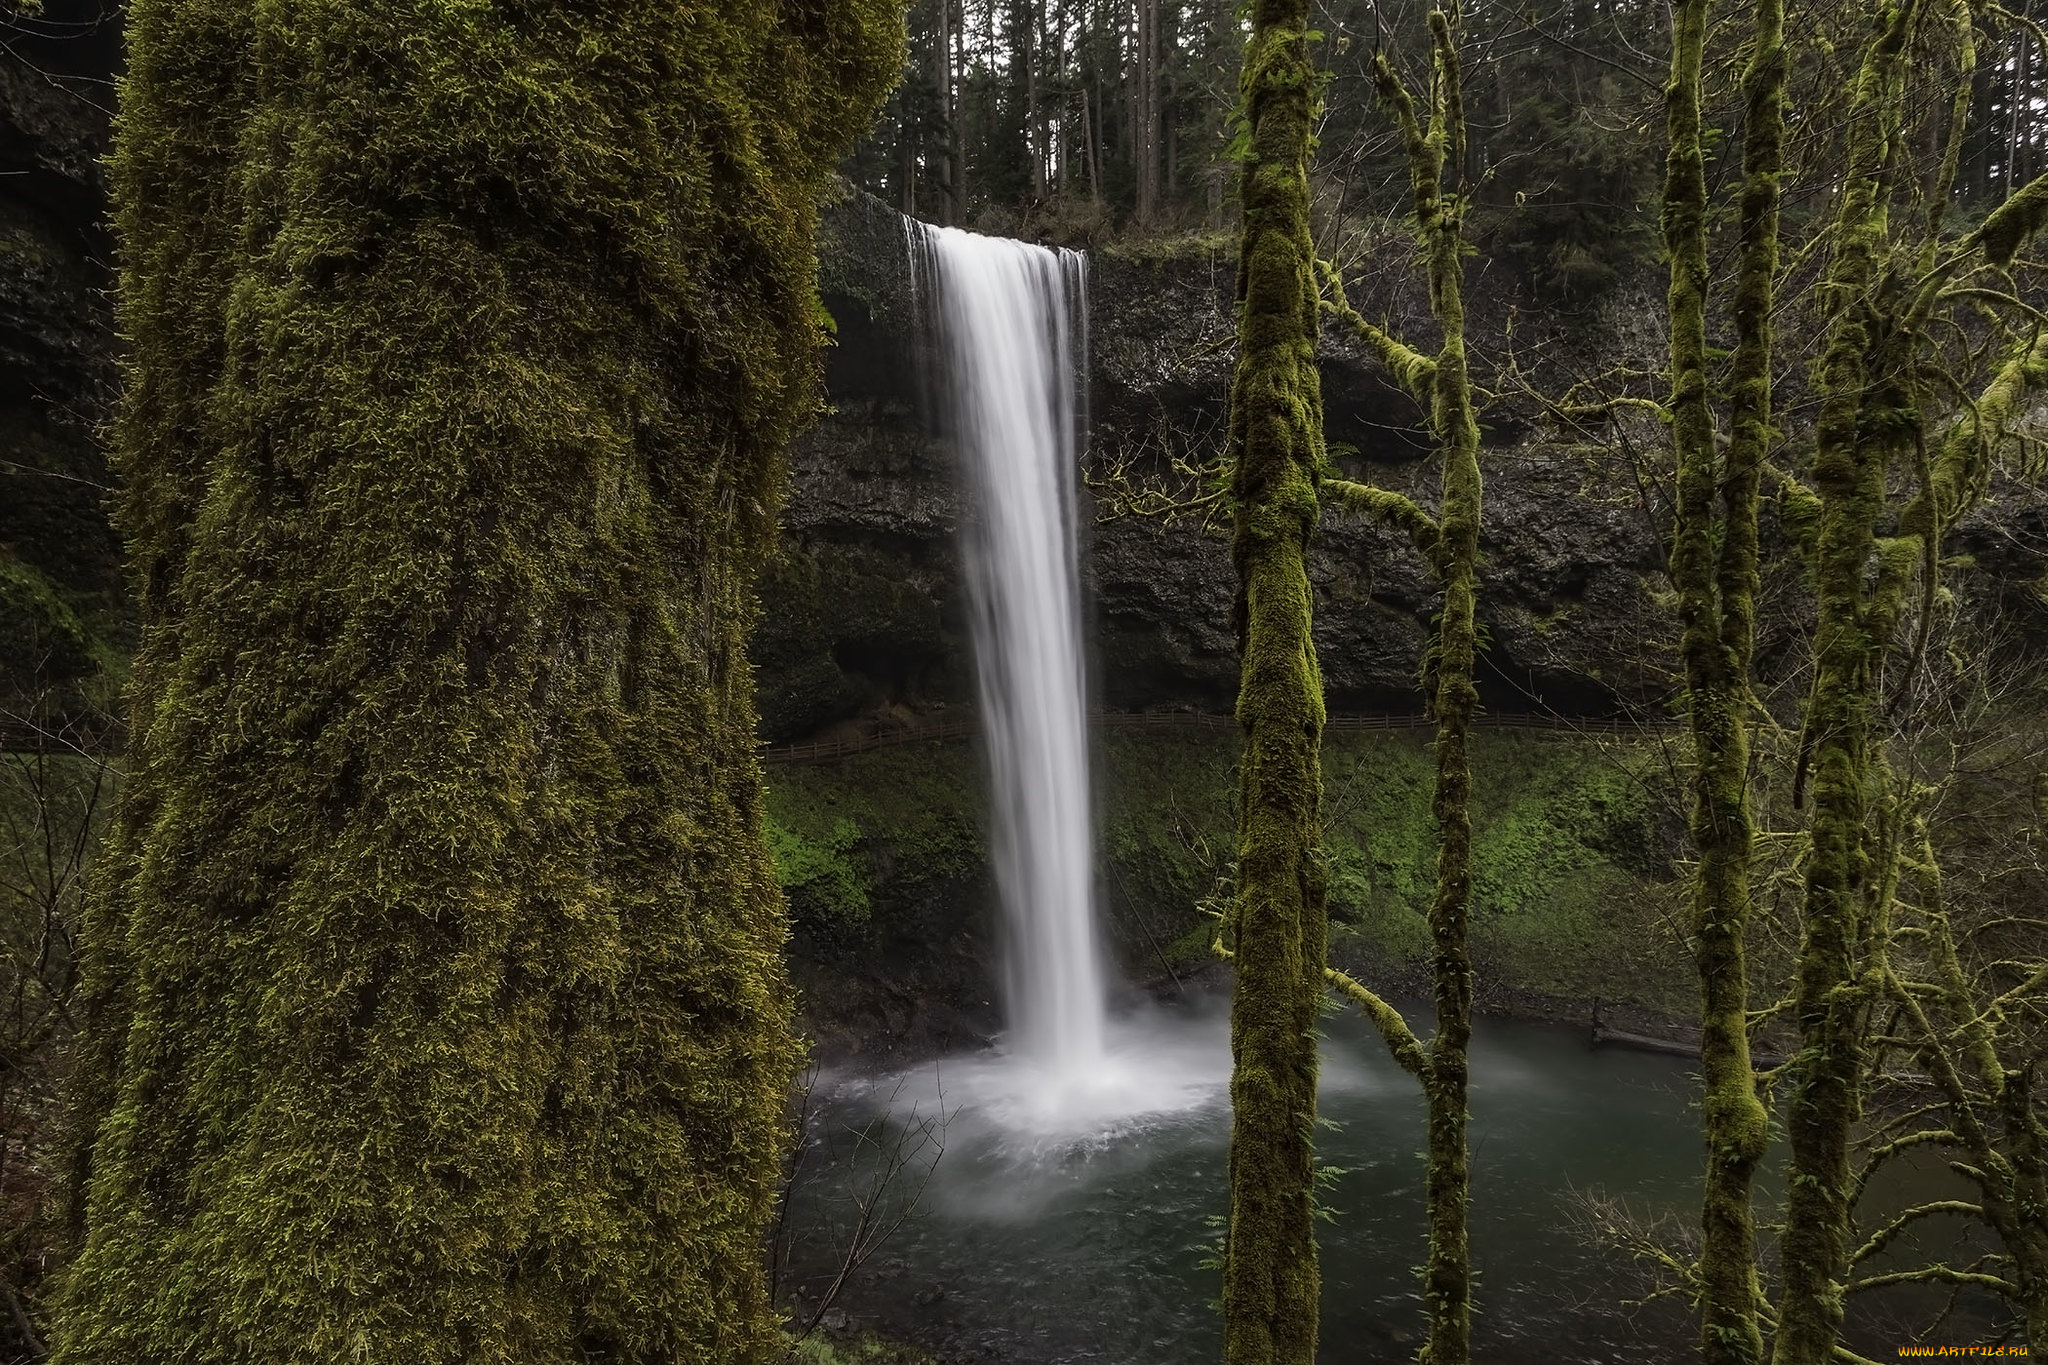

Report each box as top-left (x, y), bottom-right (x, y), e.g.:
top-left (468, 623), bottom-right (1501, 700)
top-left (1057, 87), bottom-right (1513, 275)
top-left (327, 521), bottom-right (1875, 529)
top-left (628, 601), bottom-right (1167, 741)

top-left (770, 727), bottom-right (1698, 1059)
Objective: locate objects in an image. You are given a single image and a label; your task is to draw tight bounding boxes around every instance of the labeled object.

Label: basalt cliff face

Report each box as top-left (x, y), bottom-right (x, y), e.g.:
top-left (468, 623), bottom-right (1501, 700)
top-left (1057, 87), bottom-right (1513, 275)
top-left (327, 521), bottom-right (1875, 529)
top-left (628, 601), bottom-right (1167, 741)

top-left (766, 194), bottom-right (2048, 742)
top-left (762, 193), bottom-right (1677, 741)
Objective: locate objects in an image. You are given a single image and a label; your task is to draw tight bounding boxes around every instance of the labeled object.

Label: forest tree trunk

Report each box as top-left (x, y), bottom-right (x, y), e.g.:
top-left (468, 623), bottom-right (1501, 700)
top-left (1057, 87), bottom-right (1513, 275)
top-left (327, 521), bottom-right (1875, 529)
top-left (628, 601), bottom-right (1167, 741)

top-left (1661, 0), bottom-right (1780, 1351)
top-left (56, 5), bottom-right (899, 1362)
top-left (1773, 4), bottom-right (1926, 1361)
top-left (1220, 0), bottom-right (1328, 1361)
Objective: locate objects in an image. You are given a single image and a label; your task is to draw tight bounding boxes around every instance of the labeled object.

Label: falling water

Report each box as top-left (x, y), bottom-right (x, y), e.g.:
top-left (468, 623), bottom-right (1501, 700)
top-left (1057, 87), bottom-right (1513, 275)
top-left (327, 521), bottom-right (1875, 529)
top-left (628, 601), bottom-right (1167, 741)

top-left (907, 222), bottom-right (1108, 1091)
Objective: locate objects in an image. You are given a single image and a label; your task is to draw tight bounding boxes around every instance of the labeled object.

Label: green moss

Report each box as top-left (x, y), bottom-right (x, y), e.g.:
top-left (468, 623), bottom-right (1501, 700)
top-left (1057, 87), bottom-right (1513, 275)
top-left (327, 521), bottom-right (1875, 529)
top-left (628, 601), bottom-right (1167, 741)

top-left (0, 553), bottom-right (99, 689)
top-left (1221, 6), bottom-right (1331, 1361)
top-left (1351, 24), bottom-right (1491, 1357)
top-left (1772, 1), bottom-right (1934, 1357)
top-left (1098, 228), bottom-right (1238, 262)
top-left (1095, 727), bottom-right (1239, 942)
top-left (762, 742), bottom-right (985, 939)
top-left (1975, 168), bottom-right (2048, 267)
top-left (1106, 728), bottom-right (1681, 1008)
top-left (786, 728), bottom-right (1685, 1015)
top-left (766, 816), bottom-right (872, 926)
top-left (60, 4), bottom-right (902, 1363)
top-left (1325, 730), bottom-right (1681, 1010)
top-left (782, 1331), bottom-right (938, 1365)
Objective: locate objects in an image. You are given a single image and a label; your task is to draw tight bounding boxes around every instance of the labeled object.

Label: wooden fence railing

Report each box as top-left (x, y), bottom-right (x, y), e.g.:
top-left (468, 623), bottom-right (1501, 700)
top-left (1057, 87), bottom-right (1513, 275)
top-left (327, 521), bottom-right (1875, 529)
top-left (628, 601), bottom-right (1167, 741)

top-left (761, 719), bottom-right (979, 766)
top-left (762, 709), bottom-right (1675, 765)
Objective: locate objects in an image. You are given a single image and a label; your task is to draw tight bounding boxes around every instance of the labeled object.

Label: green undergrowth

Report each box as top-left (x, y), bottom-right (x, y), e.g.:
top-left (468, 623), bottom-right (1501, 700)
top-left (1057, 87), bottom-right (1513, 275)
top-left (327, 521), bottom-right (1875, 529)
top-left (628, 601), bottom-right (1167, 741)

top-left (1097, 228), bottom-right (1238, 262)
top-left (780, 1332), bottom-right (937, 1365)
top-left (0, 552), bottom-right (124, 696)
top-left (764, 726), bottom-right (1690, 1014)
top-left (763, 743), bottom-right (986, 938)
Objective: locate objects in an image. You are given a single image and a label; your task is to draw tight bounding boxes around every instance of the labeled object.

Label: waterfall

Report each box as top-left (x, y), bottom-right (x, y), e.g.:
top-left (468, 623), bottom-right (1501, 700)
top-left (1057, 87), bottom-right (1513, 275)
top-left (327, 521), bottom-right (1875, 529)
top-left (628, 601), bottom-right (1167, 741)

top-left (907, 222), bottom-right (1108, 1086)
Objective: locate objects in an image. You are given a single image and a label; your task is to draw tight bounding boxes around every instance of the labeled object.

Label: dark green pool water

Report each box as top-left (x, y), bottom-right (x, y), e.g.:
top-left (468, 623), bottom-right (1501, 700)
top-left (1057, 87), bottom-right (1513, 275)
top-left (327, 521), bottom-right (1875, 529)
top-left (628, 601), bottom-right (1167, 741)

top-left (783, 998), bottom-right (1990, 1363)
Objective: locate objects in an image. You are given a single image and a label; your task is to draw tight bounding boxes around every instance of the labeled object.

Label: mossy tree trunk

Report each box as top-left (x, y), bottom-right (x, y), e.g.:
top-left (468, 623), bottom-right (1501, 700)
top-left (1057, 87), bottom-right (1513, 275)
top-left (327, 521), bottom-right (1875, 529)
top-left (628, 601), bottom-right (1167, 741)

top-left (1767, 109), bottom-right (2048, 1365)
top-left (61, 0), bottom-right (257, 1248)
top-left (1382, 24), bottom-right (1479, 1365)
top-left (1659, 0), bottom-right (1782, 1350)
top-left (1773, 3), bottom-right (1937, 1359)
top-left (1867, 818), bottom-right (2048, 1352)
top-left (59, 5), bottom-right (899, 1363)
top-left (1220, 2), bottom-right (1329, 1362)
top-left (1317, 17), bottom-right (1479, 1360)
top-left (1736, 1), bottom-right (2048, 1353)
top-left (1844, 319), bottom-right (2048, 1350)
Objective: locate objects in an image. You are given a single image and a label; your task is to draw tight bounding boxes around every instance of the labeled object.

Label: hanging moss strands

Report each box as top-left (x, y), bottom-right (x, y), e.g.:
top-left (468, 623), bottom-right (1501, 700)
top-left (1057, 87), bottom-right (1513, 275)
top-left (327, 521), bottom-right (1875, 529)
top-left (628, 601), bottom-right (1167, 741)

top-left (58, 4), bottom-right (900, 1362)
top-left (1220, 2), bottom-right (1329, 1362)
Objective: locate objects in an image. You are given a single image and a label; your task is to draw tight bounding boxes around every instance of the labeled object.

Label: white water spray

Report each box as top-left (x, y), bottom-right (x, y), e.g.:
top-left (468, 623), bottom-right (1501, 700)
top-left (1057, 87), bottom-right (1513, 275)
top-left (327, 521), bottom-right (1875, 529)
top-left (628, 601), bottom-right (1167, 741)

top-left (894, 221), bottom-right (1229, 1143)
top-left (909, 222), bottom-right (1107, 1091)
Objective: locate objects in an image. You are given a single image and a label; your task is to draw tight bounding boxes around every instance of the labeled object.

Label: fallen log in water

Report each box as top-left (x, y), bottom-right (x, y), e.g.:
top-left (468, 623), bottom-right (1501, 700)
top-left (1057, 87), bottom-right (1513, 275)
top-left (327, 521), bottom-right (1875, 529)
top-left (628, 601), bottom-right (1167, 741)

top-left (1590, 1023), bottom-right (1701, 1060)
top-left (1587, 998), bottom-right (1786, 1069)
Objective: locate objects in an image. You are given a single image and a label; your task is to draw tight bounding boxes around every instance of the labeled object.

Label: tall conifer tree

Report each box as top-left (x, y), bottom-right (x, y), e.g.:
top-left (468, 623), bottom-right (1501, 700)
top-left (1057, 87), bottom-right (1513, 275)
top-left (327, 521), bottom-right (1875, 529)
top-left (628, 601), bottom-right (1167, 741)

top-left (59, 4), bottom-right (899, 1361)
